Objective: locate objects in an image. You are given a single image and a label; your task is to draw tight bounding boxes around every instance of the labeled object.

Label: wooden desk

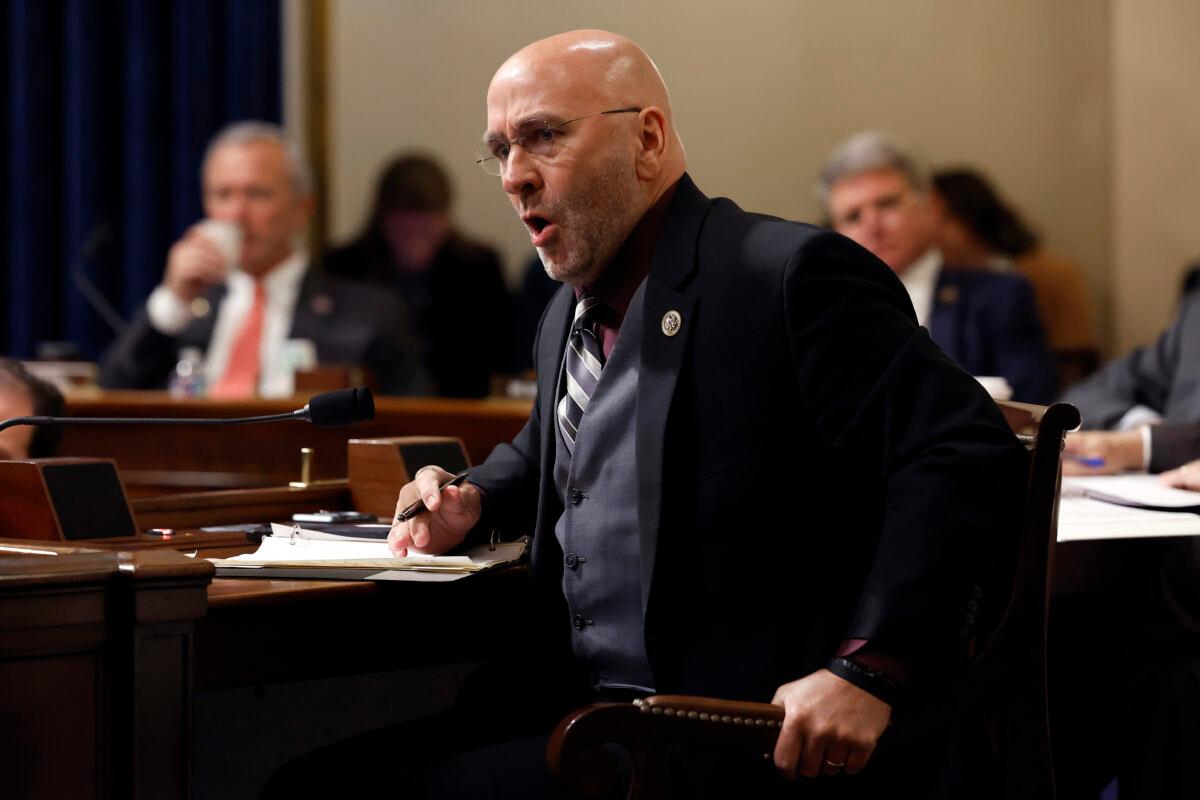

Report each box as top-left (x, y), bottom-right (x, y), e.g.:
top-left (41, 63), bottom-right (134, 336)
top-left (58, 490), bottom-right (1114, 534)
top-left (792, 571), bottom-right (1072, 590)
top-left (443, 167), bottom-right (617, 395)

top-left (61, 391), bottom-right (531, 491)
top-left (0, 543), bottom-right (212, 800)
top-left (0, 536), bottom-right (529, 799)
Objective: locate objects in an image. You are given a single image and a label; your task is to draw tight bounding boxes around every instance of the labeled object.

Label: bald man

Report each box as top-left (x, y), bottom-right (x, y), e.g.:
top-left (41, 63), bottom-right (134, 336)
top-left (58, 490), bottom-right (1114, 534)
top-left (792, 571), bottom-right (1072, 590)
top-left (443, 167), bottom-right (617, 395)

top-left (266, 31), bottom-right (1024, 799)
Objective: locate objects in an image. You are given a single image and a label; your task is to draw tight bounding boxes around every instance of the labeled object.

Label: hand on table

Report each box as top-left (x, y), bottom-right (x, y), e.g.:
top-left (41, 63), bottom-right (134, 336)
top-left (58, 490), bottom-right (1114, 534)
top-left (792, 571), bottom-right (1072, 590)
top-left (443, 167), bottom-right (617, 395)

top-left (771, 669), bottom-right (891, 780)
top-left (1061, 430), bottom-right (1144, 476)
top-left (1160, 459), bottom-right (1200, 491)
top-left (387, 466), bottom-right (482, 556)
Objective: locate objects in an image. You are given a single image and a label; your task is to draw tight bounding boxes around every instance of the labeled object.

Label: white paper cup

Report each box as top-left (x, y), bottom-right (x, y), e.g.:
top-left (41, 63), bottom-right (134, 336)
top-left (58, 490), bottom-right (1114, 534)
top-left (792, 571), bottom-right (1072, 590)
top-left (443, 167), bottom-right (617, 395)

top-left (195, 219), bottom-right (243, 274)
top-left (975, 375), bottom-right (1014, 401)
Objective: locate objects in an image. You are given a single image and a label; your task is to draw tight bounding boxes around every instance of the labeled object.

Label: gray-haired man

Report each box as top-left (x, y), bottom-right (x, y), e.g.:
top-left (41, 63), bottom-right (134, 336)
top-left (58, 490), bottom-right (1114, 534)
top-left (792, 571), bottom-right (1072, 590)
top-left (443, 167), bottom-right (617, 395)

top-left (100, 121), bottom-right (428, 396)
top-left (818, 131), bottom-right (1056, 403)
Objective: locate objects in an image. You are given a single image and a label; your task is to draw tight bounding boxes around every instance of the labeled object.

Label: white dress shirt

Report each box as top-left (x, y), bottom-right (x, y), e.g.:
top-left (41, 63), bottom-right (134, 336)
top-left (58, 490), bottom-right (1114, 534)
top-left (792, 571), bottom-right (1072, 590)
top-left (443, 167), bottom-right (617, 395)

top-left (897, 248), bottom-right (943, 328)
top-left (145, 252), bottom-right (309, 397)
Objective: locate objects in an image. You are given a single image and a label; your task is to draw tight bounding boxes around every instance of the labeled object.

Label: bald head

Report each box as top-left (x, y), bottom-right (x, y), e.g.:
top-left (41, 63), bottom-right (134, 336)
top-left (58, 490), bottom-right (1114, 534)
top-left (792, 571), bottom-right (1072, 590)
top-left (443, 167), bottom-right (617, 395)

top-left (496, 33), bottom-right (672, 120)
top-left (485, 31), bottom-right (686, 285)
top-left (490, 30), bottom-right (683, 165)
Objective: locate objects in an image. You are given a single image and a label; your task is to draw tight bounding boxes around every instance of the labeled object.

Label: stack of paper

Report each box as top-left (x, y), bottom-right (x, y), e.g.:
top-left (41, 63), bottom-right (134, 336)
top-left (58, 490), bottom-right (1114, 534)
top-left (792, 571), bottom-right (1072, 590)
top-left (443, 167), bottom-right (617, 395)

top-left (1062, 474), bottom-right (1200, 512)
top-left (209, 524), bottom-right (527, 582)
top-left (1058, 475), bottom-right (1200, 542)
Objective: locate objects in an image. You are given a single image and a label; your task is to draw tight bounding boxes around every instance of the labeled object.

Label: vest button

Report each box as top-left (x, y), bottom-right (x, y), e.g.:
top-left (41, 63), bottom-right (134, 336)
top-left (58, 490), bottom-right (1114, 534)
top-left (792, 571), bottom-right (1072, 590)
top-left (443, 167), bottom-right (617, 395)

top-left (567, 487), bottom-right (583, 505)
top-left (565, 552), bottom-right (579, 569)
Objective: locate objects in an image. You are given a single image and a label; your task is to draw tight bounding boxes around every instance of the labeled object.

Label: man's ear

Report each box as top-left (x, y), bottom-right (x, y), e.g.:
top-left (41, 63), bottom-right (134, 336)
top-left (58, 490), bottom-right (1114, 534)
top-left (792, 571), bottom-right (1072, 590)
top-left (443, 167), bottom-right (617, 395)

top-left (634, 107), bottom-right (669, 181)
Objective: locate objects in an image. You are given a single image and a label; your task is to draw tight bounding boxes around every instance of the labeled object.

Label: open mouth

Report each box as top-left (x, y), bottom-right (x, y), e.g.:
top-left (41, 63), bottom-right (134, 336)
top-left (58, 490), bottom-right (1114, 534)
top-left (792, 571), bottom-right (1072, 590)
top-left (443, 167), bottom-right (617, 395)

top-left (523, 215), bottom-right (556, 246)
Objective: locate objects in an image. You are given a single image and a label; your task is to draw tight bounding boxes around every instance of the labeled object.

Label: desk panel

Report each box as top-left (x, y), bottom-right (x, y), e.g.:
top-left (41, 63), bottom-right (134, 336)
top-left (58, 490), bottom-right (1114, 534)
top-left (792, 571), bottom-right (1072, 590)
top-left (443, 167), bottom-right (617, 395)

top-left (62, 392), bottom-right (531, 490)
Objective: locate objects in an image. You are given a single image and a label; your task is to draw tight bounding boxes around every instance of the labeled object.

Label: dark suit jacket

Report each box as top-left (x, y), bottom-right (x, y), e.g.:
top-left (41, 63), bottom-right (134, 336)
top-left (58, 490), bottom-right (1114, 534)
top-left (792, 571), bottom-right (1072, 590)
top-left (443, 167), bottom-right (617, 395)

top-left (99, 266), bottom-right (429, 395)
top-left (469, 176), bottom-right (1025, 711)
top-left (323, 234), bottom-right (511, 398)
top-left (1064, 290), bottom-right (1200, 469)
top-left (927, 267), bottom-right (1057, 403)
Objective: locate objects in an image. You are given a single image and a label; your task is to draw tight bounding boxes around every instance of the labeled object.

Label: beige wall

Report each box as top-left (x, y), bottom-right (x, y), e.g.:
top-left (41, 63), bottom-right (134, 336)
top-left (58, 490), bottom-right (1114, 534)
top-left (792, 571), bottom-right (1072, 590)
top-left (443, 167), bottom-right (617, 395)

top-left (1111, 0), bottom-right (1200, 353)
top-left (292, 0), bottom-right (1154, 350)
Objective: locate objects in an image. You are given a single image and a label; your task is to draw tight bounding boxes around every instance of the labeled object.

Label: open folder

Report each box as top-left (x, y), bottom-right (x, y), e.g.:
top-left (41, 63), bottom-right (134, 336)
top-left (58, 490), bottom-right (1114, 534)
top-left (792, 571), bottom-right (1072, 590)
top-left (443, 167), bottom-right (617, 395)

top-left (209, 523), bottom-right (528, 582)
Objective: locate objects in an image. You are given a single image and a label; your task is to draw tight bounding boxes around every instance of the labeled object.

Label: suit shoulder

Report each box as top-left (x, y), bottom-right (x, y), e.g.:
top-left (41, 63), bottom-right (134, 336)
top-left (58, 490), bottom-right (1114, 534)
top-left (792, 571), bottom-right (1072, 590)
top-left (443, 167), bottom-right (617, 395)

top-left (704, 200), bottom-right (881, 275)
top-left (306, 270), bottom-right (402, 314)
top-left (939, 266), bottom-right (1033, 294)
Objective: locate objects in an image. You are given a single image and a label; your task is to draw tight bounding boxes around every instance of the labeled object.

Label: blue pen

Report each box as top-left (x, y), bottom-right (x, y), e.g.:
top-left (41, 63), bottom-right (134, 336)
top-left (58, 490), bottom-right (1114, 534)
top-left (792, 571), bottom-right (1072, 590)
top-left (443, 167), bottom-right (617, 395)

top-left (1070, 455), bottom-right (1106, 468)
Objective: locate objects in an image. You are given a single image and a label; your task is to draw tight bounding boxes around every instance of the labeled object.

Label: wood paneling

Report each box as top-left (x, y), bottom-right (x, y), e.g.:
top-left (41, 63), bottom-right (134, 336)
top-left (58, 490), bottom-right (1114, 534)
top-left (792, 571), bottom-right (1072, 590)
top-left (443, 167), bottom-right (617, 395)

top-left (60, 392), bottom-right (530, 490)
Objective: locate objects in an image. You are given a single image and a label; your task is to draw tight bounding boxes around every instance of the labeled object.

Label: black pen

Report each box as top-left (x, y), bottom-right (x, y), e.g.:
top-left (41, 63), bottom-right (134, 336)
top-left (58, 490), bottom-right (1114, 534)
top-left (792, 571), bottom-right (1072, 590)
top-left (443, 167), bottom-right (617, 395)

top-left (393, 470), bottom-right (470, 523)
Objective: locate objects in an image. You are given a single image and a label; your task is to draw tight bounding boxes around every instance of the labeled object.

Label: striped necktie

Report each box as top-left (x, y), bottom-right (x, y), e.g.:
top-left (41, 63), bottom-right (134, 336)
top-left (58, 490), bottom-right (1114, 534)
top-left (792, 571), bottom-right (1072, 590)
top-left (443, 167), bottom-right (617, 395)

top-left (557, 295), bottom-right (606, 453)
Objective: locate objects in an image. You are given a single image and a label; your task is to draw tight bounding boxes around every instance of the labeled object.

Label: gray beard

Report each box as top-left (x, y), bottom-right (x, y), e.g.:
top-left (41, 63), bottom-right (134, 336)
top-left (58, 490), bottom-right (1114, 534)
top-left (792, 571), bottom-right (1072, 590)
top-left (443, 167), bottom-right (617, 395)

top-left (538, 153), bottom-right (643, 287)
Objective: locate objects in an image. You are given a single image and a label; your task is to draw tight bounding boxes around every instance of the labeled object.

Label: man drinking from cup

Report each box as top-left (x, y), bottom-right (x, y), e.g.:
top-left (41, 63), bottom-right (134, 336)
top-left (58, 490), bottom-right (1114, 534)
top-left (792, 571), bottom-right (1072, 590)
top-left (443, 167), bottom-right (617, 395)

top-left (100, 122), bottom-right (428, 397)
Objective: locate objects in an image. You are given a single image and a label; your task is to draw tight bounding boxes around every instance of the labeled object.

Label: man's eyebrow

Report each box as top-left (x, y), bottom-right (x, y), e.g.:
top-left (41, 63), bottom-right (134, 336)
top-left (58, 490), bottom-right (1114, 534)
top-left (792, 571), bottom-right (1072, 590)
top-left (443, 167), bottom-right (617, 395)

top-left (483, 111), bottom-right (565, 143)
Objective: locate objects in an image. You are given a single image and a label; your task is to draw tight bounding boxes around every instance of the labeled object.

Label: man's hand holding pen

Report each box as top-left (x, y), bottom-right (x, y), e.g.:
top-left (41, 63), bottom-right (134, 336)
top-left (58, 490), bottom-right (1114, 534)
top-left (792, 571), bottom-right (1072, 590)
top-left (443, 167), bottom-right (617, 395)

top-left (1061, 429), bottom-right (1145, 475)
top-left (387, 466), bottom-right (483, 557)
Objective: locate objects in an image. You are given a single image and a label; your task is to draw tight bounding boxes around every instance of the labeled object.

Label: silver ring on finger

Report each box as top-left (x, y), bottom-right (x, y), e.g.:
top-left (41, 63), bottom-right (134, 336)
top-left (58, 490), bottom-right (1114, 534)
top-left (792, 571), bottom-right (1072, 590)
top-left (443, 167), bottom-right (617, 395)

top-left (823, 758), bottom-right (845, 772)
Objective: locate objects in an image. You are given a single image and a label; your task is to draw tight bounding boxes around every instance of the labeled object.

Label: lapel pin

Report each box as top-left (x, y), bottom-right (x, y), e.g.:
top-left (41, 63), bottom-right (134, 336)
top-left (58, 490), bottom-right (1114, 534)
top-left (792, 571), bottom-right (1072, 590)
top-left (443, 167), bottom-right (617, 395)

top-left (310, 294), bottom-right (334, 316)
top-left (661, 310), bottom-right (682, 337)
top-left (937, 285), bottom-right (960, 305)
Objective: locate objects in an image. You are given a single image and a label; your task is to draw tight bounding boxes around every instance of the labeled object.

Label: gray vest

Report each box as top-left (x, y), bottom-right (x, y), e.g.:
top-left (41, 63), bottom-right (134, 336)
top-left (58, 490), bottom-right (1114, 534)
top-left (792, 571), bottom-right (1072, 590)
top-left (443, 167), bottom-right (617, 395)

top-left (553, 280), bottom-right (654, 692)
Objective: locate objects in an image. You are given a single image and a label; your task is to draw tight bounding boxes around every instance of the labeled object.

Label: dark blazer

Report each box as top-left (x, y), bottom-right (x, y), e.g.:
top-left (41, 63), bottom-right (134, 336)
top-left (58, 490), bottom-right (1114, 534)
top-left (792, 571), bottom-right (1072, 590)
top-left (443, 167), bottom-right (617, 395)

top-left (927, 267), bottom-right (1057, 403)
top-left (469, 176), bottom-right (1025, 711)
top-left (1062, 289), bottom-right (1200, 472)
top-left (1065, 290), bottom-right (1200, 435)
top-left (323, 234), bottom-right (512, 398)
top-left (99, 266), bottom-right (429, 395)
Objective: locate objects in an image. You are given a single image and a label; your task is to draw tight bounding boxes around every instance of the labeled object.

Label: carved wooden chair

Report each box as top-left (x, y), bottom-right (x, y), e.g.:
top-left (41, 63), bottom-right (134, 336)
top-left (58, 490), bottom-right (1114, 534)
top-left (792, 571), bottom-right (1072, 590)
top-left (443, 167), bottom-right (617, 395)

top-left (547, 400), bottom-right (1080, 799)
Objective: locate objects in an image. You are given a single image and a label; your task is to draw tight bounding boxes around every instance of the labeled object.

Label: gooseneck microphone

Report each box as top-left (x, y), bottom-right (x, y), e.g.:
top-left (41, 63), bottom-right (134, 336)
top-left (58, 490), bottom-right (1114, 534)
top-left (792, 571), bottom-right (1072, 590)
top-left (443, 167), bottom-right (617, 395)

top-left (0, 386), bottom-right (376, 434)
top-left (70, 223), bottom-right (130, 336)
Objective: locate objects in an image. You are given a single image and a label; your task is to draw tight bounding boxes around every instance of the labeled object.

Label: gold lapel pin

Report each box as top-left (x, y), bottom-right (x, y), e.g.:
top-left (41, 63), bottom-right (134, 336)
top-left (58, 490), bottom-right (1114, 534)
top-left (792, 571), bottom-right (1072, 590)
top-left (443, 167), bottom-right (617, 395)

top-left (937, 285), bottom-right (960, 305)
top-left (661, 310), bottom-right (682, 337)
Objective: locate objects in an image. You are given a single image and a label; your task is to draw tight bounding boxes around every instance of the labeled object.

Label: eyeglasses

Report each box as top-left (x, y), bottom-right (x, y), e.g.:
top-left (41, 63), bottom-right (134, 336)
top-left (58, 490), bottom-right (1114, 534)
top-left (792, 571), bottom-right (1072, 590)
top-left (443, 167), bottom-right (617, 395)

top-left (475, 107), bottom-right (641, 176)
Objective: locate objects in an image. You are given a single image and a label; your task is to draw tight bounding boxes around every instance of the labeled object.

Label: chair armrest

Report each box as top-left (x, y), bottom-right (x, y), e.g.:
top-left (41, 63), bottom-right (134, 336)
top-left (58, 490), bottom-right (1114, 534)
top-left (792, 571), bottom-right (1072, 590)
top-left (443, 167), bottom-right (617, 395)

top-left (547, 695), bottom-right (784, 797)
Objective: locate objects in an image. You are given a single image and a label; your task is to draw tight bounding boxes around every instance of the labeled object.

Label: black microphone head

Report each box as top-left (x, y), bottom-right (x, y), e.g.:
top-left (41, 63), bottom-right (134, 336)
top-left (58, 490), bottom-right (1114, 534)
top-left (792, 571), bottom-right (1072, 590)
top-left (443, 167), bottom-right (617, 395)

top-left (305, 387), bottom-right (375, 427)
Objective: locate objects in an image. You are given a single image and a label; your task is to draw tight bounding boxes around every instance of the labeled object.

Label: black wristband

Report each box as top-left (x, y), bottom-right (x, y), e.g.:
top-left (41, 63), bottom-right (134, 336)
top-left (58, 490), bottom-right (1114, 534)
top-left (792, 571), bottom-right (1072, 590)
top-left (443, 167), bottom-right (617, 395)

top-left (826, 656), bottom-right (901, 706)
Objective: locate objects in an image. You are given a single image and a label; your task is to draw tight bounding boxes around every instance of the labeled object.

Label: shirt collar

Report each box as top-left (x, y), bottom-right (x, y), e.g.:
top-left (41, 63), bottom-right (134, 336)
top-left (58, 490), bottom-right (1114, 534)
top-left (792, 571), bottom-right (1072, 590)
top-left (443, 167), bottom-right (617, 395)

top-left (575, 180), bottom-right (681, 320)
top-left (228, 251), bottom-right (307, 300)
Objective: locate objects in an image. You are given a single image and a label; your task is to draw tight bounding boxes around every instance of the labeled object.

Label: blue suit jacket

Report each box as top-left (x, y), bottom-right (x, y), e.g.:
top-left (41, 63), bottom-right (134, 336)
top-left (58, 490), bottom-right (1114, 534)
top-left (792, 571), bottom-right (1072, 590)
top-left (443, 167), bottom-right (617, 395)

top-left (927, 268), bottom-right (1057, 403)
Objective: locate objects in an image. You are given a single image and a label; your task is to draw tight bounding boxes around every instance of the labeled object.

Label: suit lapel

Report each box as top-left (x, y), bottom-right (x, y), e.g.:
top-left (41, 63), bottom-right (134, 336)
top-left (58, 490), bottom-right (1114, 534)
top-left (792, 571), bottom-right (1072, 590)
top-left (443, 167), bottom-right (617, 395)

top-left (536, 284), bottom-right (575, 528)
top-left (635, 175), bottom-right (710, 612)
top-left (288, 267), bottom-right (332, 340)
top-left (928, 271), bottom-right (960, 360)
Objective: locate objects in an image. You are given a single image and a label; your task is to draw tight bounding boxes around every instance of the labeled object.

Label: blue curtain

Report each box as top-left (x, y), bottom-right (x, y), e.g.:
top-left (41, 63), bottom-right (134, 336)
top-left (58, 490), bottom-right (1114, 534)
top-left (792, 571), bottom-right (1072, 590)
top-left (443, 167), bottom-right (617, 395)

top-left (4, 0), bottom-right (282, 358)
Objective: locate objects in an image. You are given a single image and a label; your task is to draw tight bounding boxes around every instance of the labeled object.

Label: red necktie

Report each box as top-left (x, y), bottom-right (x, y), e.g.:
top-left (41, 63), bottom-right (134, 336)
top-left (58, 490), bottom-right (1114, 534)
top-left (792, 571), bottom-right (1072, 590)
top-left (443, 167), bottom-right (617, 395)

top-left (211, 281), bottom-right (265, 398)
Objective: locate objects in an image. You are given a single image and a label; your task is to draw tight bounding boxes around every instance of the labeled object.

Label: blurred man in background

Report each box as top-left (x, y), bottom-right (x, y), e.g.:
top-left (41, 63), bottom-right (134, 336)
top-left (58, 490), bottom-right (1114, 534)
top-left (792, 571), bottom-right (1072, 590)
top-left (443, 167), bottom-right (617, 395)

top-left (100, 122), bottom-right (428, 397)
top-left (818, 131), bottom-right (1057, 403)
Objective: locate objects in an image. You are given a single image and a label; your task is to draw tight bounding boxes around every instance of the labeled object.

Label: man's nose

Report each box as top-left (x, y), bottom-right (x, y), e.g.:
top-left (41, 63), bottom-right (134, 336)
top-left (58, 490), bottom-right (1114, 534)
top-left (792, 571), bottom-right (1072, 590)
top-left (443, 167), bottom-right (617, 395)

top-left (501, 147), bottom-right (543, 197)
top-left (859, 207), bottom-right (888, 238)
